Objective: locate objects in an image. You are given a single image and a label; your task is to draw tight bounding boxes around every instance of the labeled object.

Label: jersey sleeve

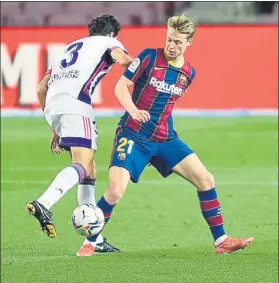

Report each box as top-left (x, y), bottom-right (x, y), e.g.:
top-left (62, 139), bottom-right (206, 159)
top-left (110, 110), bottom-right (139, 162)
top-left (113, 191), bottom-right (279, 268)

top-left (123, 49), bottom-right (151, 82)
top-left (183, 67), bottom-right (196, 93)
top-left (107, 38), bottom-right (128, 55)
top-left (190, 67), bottom-right (196, 81)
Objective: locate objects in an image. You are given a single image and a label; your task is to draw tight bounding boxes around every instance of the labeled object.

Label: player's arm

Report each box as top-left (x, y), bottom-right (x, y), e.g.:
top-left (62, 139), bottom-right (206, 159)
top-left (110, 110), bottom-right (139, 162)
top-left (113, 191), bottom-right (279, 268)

top-left (111, 48), bottom-right (134, 67)
top-left (115, 76), bottom-right (150, 123)
top-left (115, 49), bottom-right (152, 123)
top-left (37, 73), bottom-right (50, 111)
top-left (38, 68), bottom-right (63, 153)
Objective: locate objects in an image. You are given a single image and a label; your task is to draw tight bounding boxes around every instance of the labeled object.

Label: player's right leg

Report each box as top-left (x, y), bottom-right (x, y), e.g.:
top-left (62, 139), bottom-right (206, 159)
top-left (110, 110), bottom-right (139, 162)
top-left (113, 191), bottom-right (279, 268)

top-left (26, 114), bottom-right (96, 238)
top-left (76, 128), bottom-right (152, 256)
top-left (76, 166), bottom-right (131, 257)
top-left (76, 159), bottom-right (120, 254)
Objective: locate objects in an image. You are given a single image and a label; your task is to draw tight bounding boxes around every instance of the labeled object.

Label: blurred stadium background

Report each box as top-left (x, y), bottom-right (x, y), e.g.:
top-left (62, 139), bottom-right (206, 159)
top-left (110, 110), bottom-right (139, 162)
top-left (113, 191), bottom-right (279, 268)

top-left (1, 1), bottom-right (278, 116)
top-left (1, 2), bottom-right (278, 283)
top-left (1, 1), bottom-right (279, 26)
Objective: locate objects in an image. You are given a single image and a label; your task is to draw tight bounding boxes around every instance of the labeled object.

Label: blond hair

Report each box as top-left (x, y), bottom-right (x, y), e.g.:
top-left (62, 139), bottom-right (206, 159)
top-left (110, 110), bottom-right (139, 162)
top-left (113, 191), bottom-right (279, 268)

top-left (167, 13), bottom-right (196, 40)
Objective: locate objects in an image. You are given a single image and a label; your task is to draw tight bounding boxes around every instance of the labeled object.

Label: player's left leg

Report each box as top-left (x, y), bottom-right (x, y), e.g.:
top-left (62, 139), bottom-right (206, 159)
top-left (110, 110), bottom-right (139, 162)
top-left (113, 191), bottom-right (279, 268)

top-left (172, 153), bottom-right (254, 253)
top-left (151, 138), bottom-right (254, 254)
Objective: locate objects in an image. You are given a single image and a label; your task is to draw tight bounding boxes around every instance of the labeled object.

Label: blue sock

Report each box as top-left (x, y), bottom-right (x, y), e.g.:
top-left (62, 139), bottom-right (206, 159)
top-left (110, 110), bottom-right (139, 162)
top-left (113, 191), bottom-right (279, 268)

top-left (87, 196), bottom-right (115, 242)
top-left (198, 188), bottom-right (226, 241)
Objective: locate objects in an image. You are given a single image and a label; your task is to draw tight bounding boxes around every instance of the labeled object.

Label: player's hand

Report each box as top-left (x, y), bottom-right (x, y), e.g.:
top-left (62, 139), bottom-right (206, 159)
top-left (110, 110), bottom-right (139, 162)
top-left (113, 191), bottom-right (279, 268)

top-left (50, 131), bottom-right (63, 154)
top-left (131, 109), bottom-right (151, 123)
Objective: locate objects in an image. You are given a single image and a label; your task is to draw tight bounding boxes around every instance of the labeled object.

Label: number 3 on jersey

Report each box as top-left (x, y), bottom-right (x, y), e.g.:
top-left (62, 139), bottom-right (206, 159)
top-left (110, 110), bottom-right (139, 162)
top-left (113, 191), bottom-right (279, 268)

top-left (60, 42), bottom-right (83, 68)
top-left (117, 138), bottom-right (134, 154)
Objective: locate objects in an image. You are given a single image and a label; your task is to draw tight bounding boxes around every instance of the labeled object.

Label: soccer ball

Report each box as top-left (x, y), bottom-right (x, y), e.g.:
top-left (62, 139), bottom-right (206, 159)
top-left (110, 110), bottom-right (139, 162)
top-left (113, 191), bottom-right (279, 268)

top-left (72, 204), bottom-right (105, 236)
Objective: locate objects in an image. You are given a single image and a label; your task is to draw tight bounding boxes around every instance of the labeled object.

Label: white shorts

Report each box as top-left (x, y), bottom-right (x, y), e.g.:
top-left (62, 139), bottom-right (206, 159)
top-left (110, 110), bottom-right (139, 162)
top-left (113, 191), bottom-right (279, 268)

top-left (44, 113), bottom-right (98, 151)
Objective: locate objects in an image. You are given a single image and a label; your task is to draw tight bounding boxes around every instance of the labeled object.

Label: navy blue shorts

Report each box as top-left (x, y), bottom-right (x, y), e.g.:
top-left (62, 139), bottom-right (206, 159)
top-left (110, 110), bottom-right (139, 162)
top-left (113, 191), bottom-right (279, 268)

top-left (109, 127), bottom-right (194, 183)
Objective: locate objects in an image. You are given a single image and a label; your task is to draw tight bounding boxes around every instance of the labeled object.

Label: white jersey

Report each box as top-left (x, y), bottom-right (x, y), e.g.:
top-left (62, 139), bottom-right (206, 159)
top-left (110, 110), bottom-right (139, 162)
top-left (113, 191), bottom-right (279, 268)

top-left (44, 36), bottom-right (126, 119)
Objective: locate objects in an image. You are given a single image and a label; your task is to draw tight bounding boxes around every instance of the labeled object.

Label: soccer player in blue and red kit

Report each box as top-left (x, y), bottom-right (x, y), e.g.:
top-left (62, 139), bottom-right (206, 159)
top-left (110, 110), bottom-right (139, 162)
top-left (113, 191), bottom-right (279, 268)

top-left (76, 13), bottom-right (254, 257)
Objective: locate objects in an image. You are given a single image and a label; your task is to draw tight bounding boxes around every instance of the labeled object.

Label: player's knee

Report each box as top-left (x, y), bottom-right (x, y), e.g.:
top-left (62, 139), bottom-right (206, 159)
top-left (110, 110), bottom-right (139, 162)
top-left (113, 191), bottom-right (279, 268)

top-left (206, 172), bottom-right (215, 188)
top-left (197, 172), bottom-right (215, 191)
top-left (72, 162), bottom-right (93, 179)
top-left (105, 181), bottom-right (125, 204)
top-left (71, 148), bottom-right (94, 178)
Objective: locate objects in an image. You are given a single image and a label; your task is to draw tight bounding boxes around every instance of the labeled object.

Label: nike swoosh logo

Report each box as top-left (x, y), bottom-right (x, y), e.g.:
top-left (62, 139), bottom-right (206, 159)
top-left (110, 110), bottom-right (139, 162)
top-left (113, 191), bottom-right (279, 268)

top-left (154, 67), bottom-right (165, 71)
top-left (95, 244), bottom-right (104, 250)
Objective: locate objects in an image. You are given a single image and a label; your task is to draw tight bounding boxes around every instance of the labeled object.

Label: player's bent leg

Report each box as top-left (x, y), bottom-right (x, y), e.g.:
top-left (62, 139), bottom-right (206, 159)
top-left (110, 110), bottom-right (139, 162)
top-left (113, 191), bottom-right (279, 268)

top-left (26, 156), bottom-right (89, 238)
top-left (75, 159), bottom-right (120, 254)
top-left (27, 114), bottom-right (97, 238)
top-left (71, 148), bottom-right (115, 253)
top-left (26, 149), bottom-right (94, 239)
top-left (76, 166), bottom-right (130, 257)
top-left (35, 147), bottom-right (94, 210)
top-left (172, 154), bottom-right (254, 254)
top-left (76, 128), bottom-right (151, 256)
top-left (104, 166), bottom-right (131, 205)
top-left (26, 162), bottom-right (86, 239)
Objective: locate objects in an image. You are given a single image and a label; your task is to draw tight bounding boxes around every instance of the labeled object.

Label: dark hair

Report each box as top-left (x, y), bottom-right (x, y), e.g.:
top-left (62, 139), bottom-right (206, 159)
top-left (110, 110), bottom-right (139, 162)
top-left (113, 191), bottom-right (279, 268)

top-left (88, 15), bottom-right (121, 37)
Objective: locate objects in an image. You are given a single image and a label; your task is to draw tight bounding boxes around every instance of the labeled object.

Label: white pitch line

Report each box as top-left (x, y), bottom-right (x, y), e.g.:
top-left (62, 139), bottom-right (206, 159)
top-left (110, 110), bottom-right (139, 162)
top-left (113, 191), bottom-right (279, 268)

top-left (1, 179), bottom-right (278, 186)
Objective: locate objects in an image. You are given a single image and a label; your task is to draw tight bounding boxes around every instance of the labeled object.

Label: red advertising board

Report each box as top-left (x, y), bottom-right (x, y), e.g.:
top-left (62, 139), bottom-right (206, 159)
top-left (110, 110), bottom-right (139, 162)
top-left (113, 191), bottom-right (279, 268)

top-left (1, 26), bottom-right (278, 113)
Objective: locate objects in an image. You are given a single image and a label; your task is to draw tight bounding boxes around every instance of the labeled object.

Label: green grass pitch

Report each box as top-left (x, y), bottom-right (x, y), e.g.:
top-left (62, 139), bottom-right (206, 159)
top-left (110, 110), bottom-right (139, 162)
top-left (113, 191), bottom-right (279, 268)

top-left (1, 117), bottom-right (278, 283)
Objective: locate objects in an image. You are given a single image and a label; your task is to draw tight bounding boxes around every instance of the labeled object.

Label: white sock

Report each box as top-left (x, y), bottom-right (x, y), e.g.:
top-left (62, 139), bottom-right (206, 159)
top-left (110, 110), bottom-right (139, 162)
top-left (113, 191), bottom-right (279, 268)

top-left (83, 234), bottom-right (104, 247)
top-left (78, 178), bottom-right (104, 245)
top-left (77, 179), bottom-right (96, 205)
top-left (214, 234), bottom-right (228, 246)
top-left (96, 234), bottom-right (104, 244)
top-left (37, 164), bottom-right (86, 209)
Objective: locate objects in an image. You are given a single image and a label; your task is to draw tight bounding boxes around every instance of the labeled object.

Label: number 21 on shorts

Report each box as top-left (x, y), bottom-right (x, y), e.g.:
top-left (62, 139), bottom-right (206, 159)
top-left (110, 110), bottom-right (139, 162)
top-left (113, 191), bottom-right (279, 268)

top-left (116, 138), bottom-right (134, 154)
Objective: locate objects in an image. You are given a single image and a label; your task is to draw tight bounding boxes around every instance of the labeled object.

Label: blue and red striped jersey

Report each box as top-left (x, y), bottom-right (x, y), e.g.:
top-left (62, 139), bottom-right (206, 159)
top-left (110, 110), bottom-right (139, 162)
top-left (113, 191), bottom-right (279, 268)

top-left (119, 48), bottom-right (195, 142)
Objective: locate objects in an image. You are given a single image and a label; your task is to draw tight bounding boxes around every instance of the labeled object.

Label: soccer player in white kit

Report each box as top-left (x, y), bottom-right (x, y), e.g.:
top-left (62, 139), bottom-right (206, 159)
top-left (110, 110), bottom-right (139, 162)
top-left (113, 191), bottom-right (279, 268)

top-left (26, 15), bottom-right (133, 254)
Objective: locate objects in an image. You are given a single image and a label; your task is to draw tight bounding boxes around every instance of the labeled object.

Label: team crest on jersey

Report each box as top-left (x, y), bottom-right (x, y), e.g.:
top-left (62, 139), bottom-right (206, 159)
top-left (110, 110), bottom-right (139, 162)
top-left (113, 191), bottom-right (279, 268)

top-left (118, 153), bottom-right (126, 160)
top-left (180, 74), bottom-right (187, 85)
top-left (128, 58), bottom-right (140, 73)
